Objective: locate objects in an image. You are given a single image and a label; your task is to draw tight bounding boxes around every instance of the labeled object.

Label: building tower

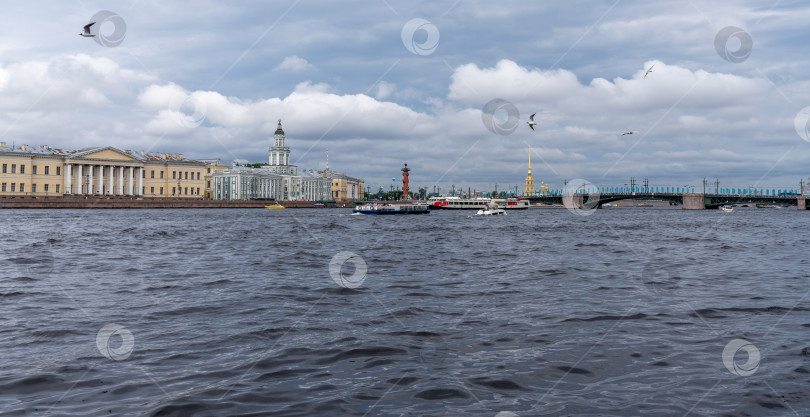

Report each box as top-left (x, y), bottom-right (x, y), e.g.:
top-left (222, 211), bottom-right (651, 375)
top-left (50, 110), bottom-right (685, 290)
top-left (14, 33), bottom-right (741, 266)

top-left (524, 145), bottom-right (534, 196)
top-left (267, 119), bottom-right (297, 175)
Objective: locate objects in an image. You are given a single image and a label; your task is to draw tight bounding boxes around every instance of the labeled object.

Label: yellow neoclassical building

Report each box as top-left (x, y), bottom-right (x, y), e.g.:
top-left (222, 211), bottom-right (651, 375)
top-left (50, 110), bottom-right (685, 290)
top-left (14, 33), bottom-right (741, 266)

top-left (198, 159), bottom-right (230, 199)
top-left (0, 144), bottom-right (206, 198)
top-left (321, 170), bottom-right (364, 201)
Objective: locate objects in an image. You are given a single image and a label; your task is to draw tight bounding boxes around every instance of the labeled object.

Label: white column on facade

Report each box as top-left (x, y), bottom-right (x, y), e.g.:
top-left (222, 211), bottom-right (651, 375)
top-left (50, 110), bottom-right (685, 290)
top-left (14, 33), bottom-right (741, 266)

top-left (117, 166), bottom-right (124, 195)
top-left (76, 164), bottom-right (83, 194)
top-left (98, 166), bottom-right (104, 195)
top-left (127, 167), bottom-right (134, 196)
top-left (107, 166), bottom-right (114, 195)
top-left (64, 164), bottom-right (72, 194)
top-left (137, 167), bottom-right (143, 196)
top-left (87, 165), bottom-right (94, 194)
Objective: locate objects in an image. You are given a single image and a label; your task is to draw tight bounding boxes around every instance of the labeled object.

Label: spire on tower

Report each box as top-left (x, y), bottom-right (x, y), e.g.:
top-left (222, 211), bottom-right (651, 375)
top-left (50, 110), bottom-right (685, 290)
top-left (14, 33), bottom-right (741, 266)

top-left (524, 145), bottom-right (535, 197)
top-left (528, 144), bottom-right (532, 173)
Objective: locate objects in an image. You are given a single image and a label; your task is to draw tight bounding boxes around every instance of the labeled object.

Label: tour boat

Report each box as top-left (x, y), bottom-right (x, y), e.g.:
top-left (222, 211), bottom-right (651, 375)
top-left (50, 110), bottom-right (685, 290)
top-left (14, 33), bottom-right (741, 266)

top-left (427, 196), bottom-right (529, 210)
top-left (353, 202), bottom-right (430, 215)
top-left (475, 204), bottom-right (506, 216)
top-left (720, 205), bottom-right (734, 212)
top-left (265, 204), bottom-right (285, 209)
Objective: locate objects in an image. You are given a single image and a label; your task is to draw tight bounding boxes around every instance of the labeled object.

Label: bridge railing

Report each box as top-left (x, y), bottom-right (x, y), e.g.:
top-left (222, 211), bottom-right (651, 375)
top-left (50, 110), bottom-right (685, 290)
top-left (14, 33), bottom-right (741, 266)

top-left (526, 186), bottom-right (801, 197)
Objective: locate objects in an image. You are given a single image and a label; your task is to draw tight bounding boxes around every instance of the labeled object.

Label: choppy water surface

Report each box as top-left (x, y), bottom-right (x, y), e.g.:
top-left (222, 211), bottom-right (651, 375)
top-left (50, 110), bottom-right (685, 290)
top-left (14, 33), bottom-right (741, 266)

top-left (2, 207), bottom-right (810, 416)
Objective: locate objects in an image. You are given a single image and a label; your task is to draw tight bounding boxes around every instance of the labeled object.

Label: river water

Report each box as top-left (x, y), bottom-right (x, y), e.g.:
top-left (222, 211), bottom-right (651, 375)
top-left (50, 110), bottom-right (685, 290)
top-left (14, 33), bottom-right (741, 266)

top-left (2, 206), bottom-right (810, 416)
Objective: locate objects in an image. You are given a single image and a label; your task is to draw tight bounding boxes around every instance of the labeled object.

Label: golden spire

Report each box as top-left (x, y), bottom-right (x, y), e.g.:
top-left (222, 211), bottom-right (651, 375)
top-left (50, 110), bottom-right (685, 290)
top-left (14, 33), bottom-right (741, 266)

top-left (528, 144), bottom-right (532, 173)
top-left (524, 145), bottom-right (534, 196)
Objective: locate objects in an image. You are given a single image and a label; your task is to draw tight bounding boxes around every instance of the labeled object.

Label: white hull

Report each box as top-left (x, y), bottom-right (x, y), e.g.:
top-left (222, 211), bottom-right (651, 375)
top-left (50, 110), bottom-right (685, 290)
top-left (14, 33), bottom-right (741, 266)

top-left (428, 197), bottom-right (529, 210)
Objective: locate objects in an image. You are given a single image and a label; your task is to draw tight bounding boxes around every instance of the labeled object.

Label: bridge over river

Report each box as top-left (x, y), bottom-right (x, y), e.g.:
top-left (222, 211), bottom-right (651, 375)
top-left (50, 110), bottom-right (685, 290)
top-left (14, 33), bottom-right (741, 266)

top-left (526, 190), bottom-right (808, 210)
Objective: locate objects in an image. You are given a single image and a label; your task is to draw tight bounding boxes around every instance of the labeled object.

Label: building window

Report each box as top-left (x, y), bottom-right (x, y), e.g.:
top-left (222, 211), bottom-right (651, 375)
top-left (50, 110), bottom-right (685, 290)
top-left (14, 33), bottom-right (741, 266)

top-left (31, 184), bottom-right (36, 193)
top-left (196, 172), bottom-right (200, 180)
top-left (20, 184), bottom-right (25, 193)
top-left (55, 184), bottom-right (60, 193)
top-left (160, 187), bottom-right (163, 195)
top-left (160, 171), bottom-right (164, 179)
top-left (196, 187), bottom-right (200, 195)
top-left (56, 166), bottom-right (60, 175)
top-left (142, 187), bottom-right (145, 195)
top-left (185, 172), bottom-right (188, 180)
top-left (11, 183), bottom-right (15, 192)
top-left (207, 180), bottom-right (211, 187)
top-left (20, 165), bottom-right (24, 174)
top-left (184, 187), bottom-right (188, 195)
top-left (150, 186), bottom-right (155, 194)
top-left (11, 164), bottom-right (16, 174)
top-left (142, 170), bottom-right (146, 178)
top-left (150, 170), bottom-right (155, 179)
top-left (1, 164), bottom-right (5, 173)
top-left (1, 183), bottom-right (5, 192)
top-left (44, 184), bottom-right (49, 192)
top-left (172, 187), bottom-right (176, 195)
top-left (207, 168), bottom-right (211, 174)
top-left (173, 171), bottom-right (176, 179)
top-left (32, 165), bottom-right (37, 175)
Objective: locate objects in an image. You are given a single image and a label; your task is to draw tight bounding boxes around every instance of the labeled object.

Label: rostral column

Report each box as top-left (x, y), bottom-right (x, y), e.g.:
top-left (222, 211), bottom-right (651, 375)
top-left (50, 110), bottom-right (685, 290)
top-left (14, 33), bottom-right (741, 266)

top-left (402, 163), bottom-right (410, 199)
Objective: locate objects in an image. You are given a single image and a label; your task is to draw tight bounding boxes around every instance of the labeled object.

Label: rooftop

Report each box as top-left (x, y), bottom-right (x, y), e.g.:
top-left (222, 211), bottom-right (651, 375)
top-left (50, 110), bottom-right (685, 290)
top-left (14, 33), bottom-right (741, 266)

top-left (0, 143), bottom-right (200, 162)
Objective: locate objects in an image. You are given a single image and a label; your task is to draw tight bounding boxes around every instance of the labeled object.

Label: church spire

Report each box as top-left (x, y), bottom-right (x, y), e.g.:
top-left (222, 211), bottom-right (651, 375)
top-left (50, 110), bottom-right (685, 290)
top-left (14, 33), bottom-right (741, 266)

top-left (524, 145), bottom-right (534, 196)
top-left (274, 119), bottom-right (284, 135)
top-left (528, 144), bottom-right (532, 173)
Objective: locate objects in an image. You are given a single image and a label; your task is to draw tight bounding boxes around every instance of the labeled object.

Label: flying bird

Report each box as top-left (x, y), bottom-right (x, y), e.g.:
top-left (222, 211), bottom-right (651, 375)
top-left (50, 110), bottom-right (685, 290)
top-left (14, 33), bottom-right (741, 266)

top-left (621, 131), bottom-right (634, 136)
top-left (79, 22), bottom-right (96, 37)
top-left (527, 113), bottom-right (537, 131)
top-left (644, 64), bottom-right (654, 79)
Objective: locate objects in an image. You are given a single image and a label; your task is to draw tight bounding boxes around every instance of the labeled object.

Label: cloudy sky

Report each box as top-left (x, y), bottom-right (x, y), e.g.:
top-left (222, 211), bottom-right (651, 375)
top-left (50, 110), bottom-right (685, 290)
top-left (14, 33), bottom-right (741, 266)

top-left (1, 1), bottom-right (809, 192)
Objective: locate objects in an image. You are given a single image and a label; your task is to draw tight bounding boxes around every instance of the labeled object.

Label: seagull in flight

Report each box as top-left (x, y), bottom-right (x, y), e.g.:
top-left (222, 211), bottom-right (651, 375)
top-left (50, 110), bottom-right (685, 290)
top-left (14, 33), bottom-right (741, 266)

top-left (527, 113), bottom-right (537, 131)
top-left (79, 22), bottom-right (96, 37)
top-left (621, 131), bottom-right (635, 136)
top-left (643, 64), bottom-right (654, 79)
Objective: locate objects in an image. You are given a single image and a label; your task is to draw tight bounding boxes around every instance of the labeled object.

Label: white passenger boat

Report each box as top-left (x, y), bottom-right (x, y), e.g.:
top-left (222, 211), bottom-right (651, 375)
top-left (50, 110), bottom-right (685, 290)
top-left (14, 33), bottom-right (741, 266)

top-left (720, 205), bottom-right (734, 212)
top-left (428, 196), bottom-right (529, 210)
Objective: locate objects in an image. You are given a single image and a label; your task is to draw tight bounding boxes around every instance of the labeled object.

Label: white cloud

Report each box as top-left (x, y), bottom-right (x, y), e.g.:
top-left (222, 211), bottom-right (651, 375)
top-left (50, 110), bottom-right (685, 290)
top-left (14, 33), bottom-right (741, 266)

top-left (374, 81), bottom-right (395, 100)
top-left (274, 55), bottom-right (315, 72)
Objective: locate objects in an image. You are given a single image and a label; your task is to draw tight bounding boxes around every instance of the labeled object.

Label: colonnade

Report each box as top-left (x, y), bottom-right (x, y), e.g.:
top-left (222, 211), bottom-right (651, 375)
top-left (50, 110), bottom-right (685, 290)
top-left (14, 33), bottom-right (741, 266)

top-left (64, 163), bottom-right (143, 196)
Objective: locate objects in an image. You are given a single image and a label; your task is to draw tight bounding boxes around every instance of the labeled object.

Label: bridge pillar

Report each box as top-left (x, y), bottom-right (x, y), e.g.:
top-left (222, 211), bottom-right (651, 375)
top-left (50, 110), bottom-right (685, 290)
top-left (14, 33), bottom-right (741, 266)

top-left (682, 193), bottom-right (705, 210)
top-left (799, 196), bottom-right (806, 210)
top-left (562, 193), bottom-right (584, 210)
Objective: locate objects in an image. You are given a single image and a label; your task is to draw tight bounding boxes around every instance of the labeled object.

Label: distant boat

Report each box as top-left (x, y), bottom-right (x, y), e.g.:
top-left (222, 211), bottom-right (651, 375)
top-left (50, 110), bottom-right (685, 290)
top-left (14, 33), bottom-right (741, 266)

top-left (601, 203), bottom-right (612, 208)
top-left (720, 205), bottom-right (734, 212)
top-left (475, 204), bottom-right (506, 216)
top-left (265, 204), bottom-right (285, 209)
top-left (353, 202), bottom-right (430, 215)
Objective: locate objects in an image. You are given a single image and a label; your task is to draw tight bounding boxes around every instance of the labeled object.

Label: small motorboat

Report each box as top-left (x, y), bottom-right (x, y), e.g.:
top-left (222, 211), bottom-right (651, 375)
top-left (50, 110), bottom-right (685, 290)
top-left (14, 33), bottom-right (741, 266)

top-left (265, 204), bottom-right (285, 209)
top-left (476, 204), bottom-right (506, 216)
top-left (720, 205), bottom-right (734, 212)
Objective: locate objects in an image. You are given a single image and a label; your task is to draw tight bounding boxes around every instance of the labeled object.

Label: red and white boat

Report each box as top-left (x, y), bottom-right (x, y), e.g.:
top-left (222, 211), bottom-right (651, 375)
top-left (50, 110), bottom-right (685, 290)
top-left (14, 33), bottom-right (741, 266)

top-left (427, 196), bottom-right (529, 210)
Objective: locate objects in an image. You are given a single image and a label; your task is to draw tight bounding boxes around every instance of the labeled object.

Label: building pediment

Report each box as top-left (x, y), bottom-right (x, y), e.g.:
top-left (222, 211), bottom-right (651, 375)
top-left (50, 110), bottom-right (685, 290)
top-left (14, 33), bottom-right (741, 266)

top-left (69, 147), bottom-right (143, 162)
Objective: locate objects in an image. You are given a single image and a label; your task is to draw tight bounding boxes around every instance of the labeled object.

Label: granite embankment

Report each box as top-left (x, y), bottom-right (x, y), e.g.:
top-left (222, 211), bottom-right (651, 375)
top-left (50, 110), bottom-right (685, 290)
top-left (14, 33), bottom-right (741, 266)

top-left (0, 197), bottom-right (355, 209)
